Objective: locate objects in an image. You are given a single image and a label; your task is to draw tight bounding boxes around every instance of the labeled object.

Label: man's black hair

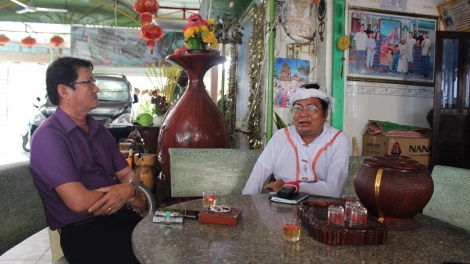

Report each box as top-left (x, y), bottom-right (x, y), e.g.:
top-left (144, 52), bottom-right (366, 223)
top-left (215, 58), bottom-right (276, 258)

top-left (46, 57), bottom-right (94, 105)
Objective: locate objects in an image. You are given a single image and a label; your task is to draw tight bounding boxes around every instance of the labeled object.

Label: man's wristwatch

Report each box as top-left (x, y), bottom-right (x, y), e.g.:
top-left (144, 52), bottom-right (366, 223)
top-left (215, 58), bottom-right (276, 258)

top-left (126, 180), bottom-right (137, 197)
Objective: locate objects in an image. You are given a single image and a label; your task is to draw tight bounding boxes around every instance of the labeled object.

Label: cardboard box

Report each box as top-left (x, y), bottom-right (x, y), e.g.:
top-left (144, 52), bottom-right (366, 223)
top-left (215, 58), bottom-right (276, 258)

top-left (362, 134), bottom-right (431, 166)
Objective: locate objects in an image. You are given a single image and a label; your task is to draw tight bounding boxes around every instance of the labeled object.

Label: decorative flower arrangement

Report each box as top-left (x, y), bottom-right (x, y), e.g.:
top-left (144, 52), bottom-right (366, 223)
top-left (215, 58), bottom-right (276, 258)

top-left (146, 63), bottom-right (182, 104)
top-left (150, 91), bottom-right (170, 116)
top-left (175, 14), bottom-right (218, 54)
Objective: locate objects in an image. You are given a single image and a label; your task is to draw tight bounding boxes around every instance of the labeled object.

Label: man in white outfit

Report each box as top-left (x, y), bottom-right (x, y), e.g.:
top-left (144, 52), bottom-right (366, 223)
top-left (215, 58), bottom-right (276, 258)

top-left (242, 84), bottom-right (350, 198)
top-left (406, 31), bottom-right (416, 72)
top-left (421, 33), bottom-right (432, 77)
top-left (354, 25), bottom-right (368, 71)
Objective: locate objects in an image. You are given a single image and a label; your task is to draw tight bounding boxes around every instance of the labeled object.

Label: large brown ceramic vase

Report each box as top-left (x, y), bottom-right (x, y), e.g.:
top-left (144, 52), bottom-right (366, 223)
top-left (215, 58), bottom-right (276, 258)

top-left (156, 52), bottom-right (230, 201)
top-left (354, 154), bottom-right (434, 230)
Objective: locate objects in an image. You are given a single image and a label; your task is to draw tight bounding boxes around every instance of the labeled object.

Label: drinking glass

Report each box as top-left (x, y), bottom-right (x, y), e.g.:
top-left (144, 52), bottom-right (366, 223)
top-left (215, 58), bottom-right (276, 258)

top-left (344, 201), bottom-right (361, 222)
top-left (283, 218), bottom-right (301, 242)
top-left (327, 205), bottom-right (345, 226)
top-left (202, 191), bottom-right (217, 208)
top-left (350, 206), bottom-right (368, 228)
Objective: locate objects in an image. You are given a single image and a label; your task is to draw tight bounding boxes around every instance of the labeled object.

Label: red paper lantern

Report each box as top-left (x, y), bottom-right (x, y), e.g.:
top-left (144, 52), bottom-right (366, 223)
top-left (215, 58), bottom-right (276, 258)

top-left (21, 36), bottom-right (36, 48)
top-left (139, 23), bottom-right (163, 54)
top-left (0, 34), bottom-right (10, 46)
top-left (50, 35), bottom-right (64, 47)
top-left (134, 0), bottom-right (159, 24)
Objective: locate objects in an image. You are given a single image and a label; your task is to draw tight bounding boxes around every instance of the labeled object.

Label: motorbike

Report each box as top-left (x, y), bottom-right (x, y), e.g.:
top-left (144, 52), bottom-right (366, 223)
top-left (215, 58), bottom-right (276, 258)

top-left (21, 96), bottom-right (47, 152)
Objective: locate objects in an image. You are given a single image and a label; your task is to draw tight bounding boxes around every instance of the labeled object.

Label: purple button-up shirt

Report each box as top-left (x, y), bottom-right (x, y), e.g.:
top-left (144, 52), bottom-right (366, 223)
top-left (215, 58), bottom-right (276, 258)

top-left (30, 107), bottom-right (128, 230)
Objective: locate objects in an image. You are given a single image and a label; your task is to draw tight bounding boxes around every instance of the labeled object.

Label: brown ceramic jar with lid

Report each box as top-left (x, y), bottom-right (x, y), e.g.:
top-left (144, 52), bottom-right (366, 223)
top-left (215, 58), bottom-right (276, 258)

top-left (354, 154), bottom-right (434, 230)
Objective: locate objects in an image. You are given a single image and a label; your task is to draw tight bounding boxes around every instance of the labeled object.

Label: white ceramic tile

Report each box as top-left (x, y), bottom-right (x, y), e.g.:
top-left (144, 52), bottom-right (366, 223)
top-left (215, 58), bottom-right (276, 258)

top-left (0, 260), bottom-right (37, 264)
top-left (376, 95), bottom-right (401, 122)
top-left (26, 229), bottom-right (49, 243)
top-left (36, 248), bottom-right (52, 264)
top-left (400, 96), bottom-right (433, 128)
top-left (0, 240), bottom-right (49, 261)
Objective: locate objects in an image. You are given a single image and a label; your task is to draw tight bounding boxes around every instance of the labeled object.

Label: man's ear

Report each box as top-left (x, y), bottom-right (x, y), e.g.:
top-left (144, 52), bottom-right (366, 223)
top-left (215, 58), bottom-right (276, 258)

top-left (57, 84), bottom-right (70, 100)
top-left (324, 109), bottom-right (329, 121)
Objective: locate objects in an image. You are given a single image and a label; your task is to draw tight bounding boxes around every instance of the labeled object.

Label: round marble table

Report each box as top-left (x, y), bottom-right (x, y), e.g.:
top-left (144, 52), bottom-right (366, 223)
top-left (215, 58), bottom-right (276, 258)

top-left (132, 194), bottom-right (470, 263)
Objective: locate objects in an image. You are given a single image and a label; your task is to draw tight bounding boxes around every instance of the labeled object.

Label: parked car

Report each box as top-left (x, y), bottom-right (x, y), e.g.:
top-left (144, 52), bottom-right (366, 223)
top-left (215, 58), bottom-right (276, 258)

top-left (22, 74), bottom-right (134, 151)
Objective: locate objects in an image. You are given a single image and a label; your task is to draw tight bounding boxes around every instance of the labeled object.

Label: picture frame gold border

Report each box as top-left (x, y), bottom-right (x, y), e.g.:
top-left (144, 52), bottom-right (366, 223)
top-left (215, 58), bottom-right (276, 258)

top-left (346, 5), bottom-right (440, 87)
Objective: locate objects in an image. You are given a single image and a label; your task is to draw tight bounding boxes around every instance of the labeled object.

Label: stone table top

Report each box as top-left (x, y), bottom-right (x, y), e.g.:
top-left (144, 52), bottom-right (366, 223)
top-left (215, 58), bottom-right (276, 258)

top-left (132, 194), bottom-right (470, 264)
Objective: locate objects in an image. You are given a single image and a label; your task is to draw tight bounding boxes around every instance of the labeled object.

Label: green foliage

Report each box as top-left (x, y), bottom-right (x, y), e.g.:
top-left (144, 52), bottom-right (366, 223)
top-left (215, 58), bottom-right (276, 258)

top-left (273, 111), bottom-right (290, 129)
top-left (145, 63), bottom-right (182, 104)
top-left (139, 98), bottom-right (153, 114)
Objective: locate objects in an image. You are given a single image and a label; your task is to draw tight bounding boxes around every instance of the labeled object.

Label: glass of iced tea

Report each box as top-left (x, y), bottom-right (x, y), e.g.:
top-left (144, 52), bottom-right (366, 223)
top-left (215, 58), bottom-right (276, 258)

top-left (283, 218), bottom-right (301, 242)
top-left (202, 191), bottom-right (217, 208)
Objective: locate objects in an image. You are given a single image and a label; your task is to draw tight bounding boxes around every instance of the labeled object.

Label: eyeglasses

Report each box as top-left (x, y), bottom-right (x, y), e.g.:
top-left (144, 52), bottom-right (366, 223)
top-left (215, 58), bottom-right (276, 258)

top-left (293, 104), bottom-right (322, 115)
top-left (69, 79), bottom-right (98, 88)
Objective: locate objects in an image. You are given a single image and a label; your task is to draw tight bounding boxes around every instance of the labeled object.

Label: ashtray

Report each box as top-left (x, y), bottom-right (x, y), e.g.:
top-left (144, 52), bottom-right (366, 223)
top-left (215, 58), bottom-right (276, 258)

top-left (210, 205), bottom-right (231, 213)
top-left (199, 206), bottom-right (242, 226)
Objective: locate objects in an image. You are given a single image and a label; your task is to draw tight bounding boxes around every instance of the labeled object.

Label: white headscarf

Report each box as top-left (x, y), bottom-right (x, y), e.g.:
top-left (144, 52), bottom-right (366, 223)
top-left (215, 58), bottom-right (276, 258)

top-left (289, 86), bottom-right (335, 110)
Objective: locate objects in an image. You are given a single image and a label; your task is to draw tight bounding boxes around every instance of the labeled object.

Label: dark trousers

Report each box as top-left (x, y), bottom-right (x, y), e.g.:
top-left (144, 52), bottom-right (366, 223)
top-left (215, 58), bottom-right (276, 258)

top-left (356, 50), bottom-right (366, 69)
top-left (422, 55), bottom-right (430, 75)
top-left (59, 210), bottom-right (142, 264)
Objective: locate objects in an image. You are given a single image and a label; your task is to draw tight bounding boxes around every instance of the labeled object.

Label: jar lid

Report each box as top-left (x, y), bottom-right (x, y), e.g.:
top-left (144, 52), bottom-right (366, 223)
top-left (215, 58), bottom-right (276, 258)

top-left (363, 154), bottom-right (428, 171)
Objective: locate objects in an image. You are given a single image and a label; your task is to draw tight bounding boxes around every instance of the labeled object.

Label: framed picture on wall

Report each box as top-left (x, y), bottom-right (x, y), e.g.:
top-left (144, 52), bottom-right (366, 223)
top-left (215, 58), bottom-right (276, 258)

top-left (437, 0), bottom-right (470, 32)
top-left (346, 6), bottom-right (439, 86)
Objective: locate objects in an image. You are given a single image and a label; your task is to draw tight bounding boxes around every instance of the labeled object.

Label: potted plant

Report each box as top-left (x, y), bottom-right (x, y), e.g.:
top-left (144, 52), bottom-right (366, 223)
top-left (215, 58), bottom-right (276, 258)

top-left (149, 93), bottom-right (170, 127)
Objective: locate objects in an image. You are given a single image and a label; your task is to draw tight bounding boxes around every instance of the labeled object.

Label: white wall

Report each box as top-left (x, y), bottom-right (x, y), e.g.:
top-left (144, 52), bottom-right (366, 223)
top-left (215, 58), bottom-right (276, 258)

top-left (342, 0), bottom-right (442, 156)
top-left (344, 82), bottom-right (434, 155)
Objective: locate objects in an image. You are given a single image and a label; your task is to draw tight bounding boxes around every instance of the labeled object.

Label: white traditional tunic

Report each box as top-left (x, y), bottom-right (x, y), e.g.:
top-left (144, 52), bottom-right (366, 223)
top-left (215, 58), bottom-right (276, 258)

top-left (243, 124), bottom-right (350, 198)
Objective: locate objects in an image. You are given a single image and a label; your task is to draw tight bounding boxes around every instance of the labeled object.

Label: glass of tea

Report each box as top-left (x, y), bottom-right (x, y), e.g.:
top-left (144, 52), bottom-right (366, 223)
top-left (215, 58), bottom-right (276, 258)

top-left (283, 218), bottom-right (301, 242)
top-left (202, 191), bottom-right (217, 208)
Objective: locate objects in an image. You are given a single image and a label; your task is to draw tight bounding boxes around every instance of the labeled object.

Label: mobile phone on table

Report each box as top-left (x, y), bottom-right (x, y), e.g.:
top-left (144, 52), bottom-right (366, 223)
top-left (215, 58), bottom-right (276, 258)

top-left (277, 185), bottom-right (296, 198)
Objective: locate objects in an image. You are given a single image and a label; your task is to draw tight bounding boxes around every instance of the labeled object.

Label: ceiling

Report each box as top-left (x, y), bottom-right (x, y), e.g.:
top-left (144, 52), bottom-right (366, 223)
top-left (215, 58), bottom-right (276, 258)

top-left (0, 0), bottom-right (254, 31)
top-left (0, 0), bottom-right (253, 51)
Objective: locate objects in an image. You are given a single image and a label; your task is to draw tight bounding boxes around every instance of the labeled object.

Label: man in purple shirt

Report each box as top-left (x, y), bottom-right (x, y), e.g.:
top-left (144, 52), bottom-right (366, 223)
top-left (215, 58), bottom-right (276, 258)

top-left (29, 57), bottom-right (145, 264)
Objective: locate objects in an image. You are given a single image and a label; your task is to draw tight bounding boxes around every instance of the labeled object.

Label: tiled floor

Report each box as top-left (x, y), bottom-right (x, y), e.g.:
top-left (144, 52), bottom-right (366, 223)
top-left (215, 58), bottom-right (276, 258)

top-left (0, 228), bottom-right (52, 264)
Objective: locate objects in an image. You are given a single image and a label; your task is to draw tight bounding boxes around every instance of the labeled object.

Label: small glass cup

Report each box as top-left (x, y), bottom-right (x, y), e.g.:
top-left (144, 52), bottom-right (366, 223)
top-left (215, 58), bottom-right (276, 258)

top-left (202, 191), bottom-right (217, 208)
top-left (327, 205), bottom-right (345, 226)
top-left (344, 201), bottom-right (362, 222)
top-left (283, 218), bottom-right (301, 242)
top-left (350, 206), bottom-right (368, 228)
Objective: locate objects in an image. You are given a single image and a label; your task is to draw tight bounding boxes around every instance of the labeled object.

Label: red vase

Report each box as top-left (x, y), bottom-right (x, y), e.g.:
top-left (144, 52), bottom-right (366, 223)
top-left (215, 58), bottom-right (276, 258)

top-left (156, 52), bottom-right (230, 200)
top-left (354, 154), bottom-right (434, 230)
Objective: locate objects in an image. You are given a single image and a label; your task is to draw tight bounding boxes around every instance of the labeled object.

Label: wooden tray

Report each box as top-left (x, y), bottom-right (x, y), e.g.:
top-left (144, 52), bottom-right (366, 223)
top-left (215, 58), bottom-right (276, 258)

top-left (198, 207), bottom-right (242, 226)
top-left (297, 201), bottom-right (387, 245)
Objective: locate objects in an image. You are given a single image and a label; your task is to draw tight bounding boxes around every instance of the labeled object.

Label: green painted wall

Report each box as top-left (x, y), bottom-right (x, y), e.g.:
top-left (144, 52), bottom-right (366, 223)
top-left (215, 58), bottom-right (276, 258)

top-left (331, 1), bottom-right (346, 131)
